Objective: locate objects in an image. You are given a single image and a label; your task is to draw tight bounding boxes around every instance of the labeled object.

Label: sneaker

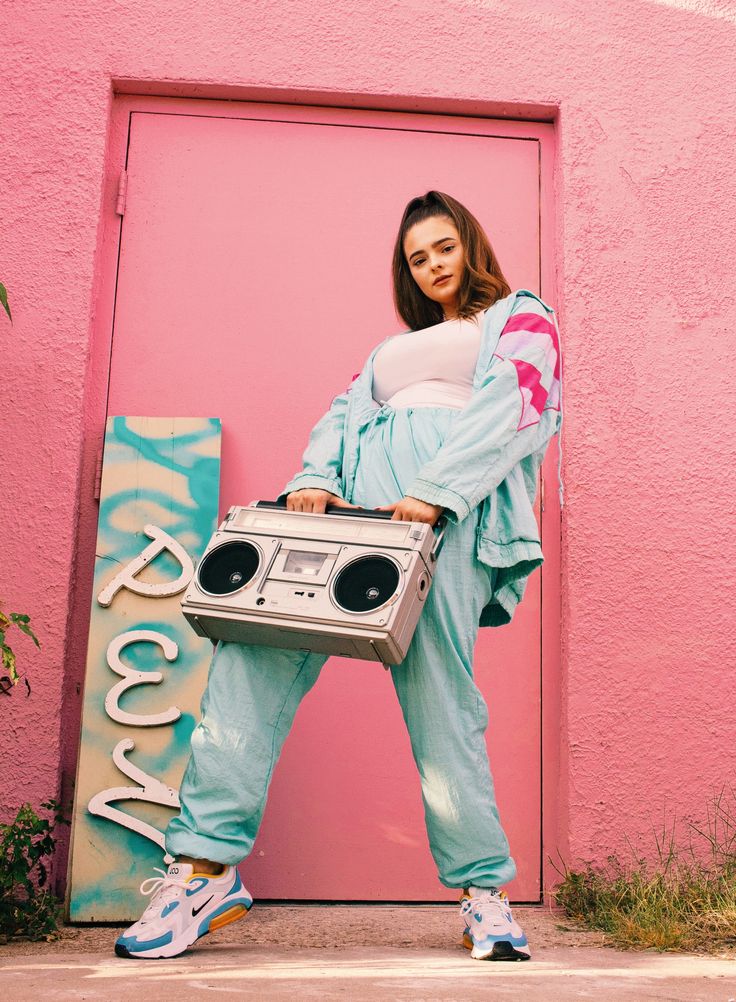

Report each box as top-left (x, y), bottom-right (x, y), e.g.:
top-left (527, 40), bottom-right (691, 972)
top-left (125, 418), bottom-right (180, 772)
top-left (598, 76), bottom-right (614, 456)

top-left (114, 861), bottom-right (253, 959)
top-left (460, 885), bottom-right (531, 961)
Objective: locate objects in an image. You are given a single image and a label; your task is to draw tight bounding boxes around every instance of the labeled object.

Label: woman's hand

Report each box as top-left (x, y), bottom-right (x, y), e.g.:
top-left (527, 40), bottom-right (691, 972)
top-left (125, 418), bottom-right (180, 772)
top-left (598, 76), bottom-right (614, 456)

top-left (285, 488), bottom-right (363, 514)
top-left (374, 496), bottom-right (445, 525)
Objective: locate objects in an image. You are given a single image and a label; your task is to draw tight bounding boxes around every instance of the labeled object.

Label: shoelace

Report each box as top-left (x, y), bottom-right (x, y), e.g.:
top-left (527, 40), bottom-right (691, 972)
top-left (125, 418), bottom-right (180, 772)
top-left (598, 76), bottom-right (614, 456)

top-left (460, 889), bottom-right (509, 927)
top-left (138, 867), bottom-right (191, 915)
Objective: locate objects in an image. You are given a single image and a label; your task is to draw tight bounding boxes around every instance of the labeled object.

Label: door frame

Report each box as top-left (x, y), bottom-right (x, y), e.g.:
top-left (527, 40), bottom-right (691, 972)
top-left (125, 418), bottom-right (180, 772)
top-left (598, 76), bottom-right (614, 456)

top-left (63, 92), bottom-right (564, 905)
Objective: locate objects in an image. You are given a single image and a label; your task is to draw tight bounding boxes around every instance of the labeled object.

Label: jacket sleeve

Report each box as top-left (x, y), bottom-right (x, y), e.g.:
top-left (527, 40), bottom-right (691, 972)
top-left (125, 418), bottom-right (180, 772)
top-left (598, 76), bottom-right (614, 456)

top-left (405, 296), bottom-right (562, 524)
top-left (277, 374), bottom-right (357, 502)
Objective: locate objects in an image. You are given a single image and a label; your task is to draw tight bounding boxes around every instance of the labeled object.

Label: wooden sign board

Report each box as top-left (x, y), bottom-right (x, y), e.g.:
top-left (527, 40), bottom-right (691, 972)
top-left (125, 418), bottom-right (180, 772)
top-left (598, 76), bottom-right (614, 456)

top-left (68, 416), bottom-right (221, 921)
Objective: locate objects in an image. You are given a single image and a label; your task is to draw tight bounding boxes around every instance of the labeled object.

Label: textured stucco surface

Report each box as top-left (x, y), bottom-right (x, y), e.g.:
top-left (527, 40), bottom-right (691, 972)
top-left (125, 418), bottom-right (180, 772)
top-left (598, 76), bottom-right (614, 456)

top-left (2, 0), bottom-right (735, 891)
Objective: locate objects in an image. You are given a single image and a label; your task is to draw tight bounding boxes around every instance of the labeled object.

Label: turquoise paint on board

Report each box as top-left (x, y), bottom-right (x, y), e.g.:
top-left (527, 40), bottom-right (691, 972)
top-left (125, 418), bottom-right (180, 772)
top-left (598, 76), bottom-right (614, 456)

top-left (69, 417), bottom-right (221, 922)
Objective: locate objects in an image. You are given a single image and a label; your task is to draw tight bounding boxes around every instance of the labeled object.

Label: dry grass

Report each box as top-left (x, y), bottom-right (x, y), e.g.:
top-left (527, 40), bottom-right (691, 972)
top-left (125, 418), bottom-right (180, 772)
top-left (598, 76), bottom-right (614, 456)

top-left (549, 785), bottom-right (736, 954)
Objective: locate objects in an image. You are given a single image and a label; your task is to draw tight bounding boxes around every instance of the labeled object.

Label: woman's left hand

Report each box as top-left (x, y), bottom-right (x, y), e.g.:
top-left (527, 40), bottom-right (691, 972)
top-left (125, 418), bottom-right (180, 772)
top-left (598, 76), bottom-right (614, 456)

top-left (374, 496), bottom-right (445, 525)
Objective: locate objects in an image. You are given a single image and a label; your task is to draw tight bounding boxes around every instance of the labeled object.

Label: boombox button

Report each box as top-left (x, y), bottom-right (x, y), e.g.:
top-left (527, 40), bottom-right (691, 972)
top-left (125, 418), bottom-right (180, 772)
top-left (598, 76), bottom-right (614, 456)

top-left (409, 527), bottom-right (423, 539)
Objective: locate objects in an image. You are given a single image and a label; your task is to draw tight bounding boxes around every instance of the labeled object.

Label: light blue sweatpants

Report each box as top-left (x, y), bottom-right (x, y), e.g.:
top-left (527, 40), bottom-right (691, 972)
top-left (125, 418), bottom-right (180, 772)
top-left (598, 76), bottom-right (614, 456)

top-left (166, 404), bottom-right (517, 890)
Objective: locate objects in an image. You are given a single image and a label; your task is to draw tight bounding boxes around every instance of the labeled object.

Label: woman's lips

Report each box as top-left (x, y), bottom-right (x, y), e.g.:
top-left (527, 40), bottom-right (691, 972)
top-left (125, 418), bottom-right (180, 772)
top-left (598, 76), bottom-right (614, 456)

top-left (433, 275), bottom-right (451, 286)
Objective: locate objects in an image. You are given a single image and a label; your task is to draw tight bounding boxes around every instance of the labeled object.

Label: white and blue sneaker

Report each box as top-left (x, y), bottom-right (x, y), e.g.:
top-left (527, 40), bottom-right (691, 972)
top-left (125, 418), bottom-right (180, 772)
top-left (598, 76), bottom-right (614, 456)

top-left (115, 861), bottom-right (253, 959)
top-left (460, 885), bottom-right (531, 961)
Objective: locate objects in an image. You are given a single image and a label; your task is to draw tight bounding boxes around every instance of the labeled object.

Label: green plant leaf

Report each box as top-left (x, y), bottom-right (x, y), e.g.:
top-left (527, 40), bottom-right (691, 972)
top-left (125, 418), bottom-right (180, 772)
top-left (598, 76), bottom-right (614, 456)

top-left (10, 614), bottom-right (40, 647)
top-left (0, 282), bottom-right (11, 324)
top-left (0, 799), bottom-right (63, 940)
top-left (1, 645), bottom-right (18, 684)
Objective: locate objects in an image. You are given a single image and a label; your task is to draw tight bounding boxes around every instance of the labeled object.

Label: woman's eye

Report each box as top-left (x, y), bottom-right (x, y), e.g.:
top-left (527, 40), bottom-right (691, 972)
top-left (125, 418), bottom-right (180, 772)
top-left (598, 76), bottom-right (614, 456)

top-left (411, 244), bottom-right (454, 268)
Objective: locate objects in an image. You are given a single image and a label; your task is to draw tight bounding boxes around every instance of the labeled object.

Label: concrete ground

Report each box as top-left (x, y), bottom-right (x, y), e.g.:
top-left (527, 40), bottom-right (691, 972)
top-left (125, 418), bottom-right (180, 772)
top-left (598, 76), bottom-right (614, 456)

top-left (1, 904), bottom-right (735, 1001)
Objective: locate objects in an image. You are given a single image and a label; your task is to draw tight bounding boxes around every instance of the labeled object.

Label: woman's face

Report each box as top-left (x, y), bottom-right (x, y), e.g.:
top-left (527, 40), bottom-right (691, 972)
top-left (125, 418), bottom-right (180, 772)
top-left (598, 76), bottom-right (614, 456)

top-left (403, 215), bottom-right (466, 320)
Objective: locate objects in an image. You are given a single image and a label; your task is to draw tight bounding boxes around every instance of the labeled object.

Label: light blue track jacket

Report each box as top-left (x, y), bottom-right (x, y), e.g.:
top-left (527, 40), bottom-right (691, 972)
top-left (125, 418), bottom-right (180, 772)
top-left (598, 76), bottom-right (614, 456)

top-left (278, 288), bottom-right (564, 627)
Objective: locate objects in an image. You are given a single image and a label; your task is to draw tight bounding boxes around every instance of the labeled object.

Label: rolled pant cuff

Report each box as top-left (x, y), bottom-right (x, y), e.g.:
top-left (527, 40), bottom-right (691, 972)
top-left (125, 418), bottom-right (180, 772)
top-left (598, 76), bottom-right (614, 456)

top-left (438, 857), bottom-right (517, 891)
top-left (165, 826), bottom-right (245, 867)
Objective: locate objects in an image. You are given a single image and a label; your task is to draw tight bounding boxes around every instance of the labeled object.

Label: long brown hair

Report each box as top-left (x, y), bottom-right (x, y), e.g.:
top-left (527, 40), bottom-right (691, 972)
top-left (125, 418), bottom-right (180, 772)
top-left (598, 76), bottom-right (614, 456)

top-left (392, 190), bottom-right (511, 331)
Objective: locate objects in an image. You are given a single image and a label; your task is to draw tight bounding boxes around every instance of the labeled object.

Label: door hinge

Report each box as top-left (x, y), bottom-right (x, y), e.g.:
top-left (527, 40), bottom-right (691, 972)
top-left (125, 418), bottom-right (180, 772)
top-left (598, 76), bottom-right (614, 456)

top-left (94, 448), bottom-right (104, 501)
top-left (115, 169), bottom-right (128, 216)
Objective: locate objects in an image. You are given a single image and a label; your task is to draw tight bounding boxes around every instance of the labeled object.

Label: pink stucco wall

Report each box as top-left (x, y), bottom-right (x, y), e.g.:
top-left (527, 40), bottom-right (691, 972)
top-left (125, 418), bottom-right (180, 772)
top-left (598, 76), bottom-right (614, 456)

top-left (3, 0), bottom-right (735, 892)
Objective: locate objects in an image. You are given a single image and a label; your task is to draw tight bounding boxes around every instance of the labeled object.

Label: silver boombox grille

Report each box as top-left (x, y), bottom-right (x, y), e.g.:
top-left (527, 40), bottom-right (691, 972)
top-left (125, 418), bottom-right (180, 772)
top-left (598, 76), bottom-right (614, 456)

top-left (181, 500), bottom-right (447, 666)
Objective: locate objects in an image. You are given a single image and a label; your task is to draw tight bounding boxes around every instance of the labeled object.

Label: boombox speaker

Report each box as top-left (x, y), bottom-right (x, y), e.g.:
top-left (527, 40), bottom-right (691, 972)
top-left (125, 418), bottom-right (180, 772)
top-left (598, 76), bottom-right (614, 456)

top-left (181, 500), bottom-right (447, 666)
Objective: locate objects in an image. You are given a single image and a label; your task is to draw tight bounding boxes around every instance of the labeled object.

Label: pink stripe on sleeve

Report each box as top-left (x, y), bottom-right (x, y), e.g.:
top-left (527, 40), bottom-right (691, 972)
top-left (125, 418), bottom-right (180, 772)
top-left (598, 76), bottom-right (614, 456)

top-left (509, 358), bottom-right (550, 430)
top-left (503, 311), bottom-right (557, 339)
top-left (500, 312), bottom-right (560, 378)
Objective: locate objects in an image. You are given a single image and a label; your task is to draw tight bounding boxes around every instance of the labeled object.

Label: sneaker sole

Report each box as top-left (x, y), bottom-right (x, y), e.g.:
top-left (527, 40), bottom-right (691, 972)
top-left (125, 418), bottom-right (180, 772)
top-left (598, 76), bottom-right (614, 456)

top-left (115, 898), bottom-right (253, 959)
top-left (463, 931), bottom-right (531, 961)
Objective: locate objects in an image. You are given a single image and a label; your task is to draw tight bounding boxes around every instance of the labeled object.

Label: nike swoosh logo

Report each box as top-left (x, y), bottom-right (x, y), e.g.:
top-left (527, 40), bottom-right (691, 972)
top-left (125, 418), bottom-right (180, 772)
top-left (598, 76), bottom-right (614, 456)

top-left (191, 895), bottom-right (214, 917)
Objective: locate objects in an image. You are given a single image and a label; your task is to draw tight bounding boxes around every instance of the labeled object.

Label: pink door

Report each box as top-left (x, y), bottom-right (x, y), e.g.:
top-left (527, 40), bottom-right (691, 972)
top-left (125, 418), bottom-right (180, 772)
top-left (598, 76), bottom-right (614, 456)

top-left (103, 98), bottom-right (557, 901)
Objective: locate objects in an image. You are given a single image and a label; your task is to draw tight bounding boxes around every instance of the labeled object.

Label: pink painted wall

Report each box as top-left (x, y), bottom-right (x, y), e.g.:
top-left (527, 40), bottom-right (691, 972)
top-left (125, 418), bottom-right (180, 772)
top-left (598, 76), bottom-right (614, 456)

top-left (3, 0), bottom-right (735, 893)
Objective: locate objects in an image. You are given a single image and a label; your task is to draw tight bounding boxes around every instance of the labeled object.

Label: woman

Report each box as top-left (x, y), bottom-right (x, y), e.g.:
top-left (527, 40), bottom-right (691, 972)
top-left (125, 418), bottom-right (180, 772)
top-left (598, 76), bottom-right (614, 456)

top-left (115, 191), bottom-right (563, 963)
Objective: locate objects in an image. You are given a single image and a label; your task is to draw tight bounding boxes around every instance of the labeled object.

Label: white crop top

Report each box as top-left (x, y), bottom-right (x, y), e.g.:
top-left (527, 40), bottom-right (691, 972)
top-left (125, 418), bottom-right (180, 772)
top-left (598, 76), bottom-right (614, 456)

top-left (372, 311), bottom-right (484, 410)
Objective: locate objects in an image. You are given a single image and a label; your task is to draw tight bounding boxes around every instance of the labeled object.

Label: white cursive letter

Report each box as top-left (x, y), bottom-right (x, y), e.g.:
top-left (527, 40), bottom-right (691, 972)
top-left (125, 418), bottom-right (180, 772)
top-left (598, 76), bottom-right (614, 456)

top-left (104, 630), bottom-right (181, 727)
top-left (97, 524), bottom-right (194, 607)
top-left (87, 738), bottom-right (180, 862)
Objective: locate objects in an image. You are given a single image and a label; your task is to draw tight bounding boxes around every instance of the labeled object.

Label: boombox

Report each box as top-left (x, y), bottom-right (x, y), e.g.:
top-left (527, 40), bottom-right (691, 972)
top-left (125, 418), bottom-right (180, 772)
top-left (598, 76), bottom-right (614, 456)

top-left (180, 500), bottom-right (447, 666)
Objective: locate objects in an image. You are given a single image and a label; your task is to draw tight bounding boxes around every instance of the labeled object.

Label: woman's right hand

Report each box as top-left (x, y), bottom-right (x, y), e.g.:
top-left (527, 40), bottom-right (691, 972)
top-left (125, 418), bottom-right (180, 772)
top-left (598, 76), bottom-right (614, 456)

top-left (285, 488), bottom-right (363, 514)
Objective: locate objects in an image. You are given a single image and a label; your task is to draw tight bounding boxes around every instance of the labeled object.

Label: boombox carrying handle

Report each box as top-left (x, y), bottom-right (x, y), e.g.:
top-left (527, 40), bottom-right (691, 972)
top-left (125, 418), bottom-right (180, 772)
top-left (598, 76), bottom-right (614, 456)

top-left (260, 498), bottom-right (394, 520)
top-left (258, 499), bottom-right (448, 560)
